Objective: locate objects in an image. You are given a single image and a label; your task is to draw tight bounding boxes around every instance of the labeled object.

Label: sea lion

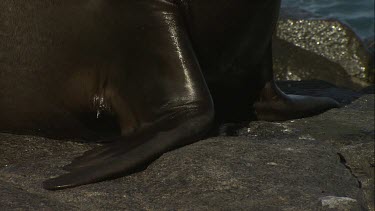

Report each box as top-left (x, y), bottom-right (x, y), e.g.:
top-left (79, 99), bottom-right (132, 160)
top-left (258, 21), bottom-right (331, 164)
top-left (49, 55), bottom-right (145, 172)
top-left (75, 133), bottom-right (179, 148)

top-left (0, 0), bottom-right (339, 190)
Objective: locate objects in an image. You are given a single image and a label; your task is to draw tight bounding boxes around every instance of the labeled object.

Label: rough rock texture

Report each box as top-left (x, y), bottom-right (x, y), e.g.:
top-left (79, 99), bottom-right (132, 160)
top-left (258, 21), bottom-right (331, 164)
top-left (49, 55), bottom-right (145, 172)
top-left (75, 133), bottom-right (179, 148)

top-left (274, 8), bottom-right (374, 89)
top-left (0, 81), bottom-right (373, 210)
top-left (273, 38), bottom-right (358, 89)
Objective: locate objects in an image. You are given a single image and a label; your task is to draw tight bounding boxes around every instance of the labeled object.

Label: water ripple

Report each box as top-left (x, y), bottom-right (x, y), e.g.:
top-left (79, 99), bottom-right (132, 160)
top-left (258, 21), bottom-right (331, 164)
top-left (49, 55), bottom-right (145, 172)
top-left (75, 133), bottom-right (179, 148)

top-left (282, 0), bottom-right (375, 38)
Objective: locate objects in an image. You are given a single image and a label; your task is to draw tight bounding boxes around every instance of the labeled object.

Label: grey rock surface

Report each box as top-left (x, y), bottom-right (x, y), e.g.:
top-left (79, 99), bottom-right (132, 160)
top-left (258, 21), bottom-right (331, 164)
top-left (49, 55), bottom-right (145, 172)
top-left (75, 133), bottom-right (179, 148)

top-left (318, 196), bottom-right (361, 211)
top-left (0, 82), bottom-right (373, 210)
top-left (274, 8), bottom-right (374, 89)
top-left (235, 94), bottom-right (374, 211)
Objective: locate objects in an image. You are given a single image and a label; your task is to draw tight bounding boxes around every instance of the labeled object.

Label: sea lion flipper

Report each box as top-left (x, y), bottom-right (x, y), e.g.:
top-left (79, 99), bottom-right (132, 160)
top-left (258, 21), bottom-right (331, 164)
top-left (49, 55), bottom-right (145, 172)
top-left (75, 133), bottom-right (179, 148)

top-left (254, 81), bottom-right (340, 121)
top-left (43, 1), bottom-right (217, 190)
top-left (62, 138), bottom-right (138, 171)
top-left (62, 146), bottom-right (114, 171)
top-left (45, 141), bottom-right (144, 190)
top-left (43, 112), bottom-right (213, 190)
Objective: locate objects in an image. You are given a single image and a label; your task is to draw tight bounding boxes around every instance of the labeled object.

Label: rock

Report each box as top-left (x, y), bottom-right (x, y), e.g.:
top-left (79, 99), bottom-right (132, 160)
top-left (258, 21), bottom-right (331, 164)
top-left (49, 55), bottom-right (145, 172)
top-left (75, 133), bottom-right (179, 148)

top-left (363, 37), bottom-right (375, 83)
top-left (273, 39), bottom-right (359, 89)
top-left (318, 196), bottom-right (361, 211)
top-left (339, 143), bottom-right (375, 211)
top-left (235, 93), bottom-right (374, 211)
top-left (0, 181), bottom-right (76, 210)
top-left (274, 8), bottom-right (374, 89)
top-left (0, 135), bottom-right (364, 210)
top-left (0, 81), bottom-right (373, 210)
top-left (361, 85), bottom-right (375, 95)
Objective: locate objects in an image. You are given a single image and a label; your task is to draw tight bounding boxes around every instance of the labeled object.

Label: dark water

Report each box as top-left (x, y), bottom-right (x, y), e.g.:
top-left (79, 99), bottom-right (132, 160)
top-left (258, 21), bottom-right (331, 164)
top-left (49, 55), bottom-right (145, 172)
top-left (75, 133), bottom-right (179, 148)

top-left (282, 0), bottom-right (375, 39)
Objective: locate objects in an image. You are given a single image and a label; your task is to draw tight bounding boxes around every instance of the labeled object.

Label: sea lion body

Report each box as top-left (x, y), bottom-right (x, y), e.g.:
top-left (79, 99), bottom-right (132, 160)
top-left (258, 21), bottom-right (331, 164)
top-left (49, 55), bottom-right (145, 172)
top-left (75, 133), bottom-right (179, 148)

top-left (0, 0), bottom-right (278, 134)
top-left (0, 0), bottom-right (338, 189)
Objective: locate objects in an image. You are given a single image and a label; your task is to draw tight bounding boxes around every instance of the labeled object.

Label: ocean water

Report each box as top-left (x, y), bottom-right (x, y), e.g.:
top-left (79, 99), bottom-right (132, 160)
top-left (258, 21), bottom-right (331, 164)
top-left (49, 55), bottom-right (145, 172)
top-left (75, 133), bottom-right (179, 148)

top-left (282, 0), bottom-right (375, 39)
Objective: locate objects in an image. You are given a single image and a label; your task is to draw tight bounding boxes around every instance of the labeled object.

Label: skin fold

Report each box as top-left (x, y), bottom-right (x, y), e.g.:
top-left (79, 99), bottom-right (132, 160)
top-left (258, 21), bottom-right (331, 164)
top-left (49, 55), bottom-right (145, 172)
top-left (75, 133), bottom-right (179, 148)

top-left (0, 0), bottom-right (339, 190)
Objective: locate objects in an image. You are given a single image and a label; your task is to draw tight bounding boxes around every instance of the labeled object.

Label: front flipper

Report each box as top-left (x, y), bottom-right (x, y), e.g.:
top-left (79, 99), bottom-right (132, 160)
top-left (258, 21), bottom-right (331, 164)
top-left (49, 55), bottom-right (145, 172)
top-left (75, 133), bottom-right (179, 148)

top-left (43, 1), bottom-right (214, 190)
top-left (61, 136), bottom-right (140, 171)
top-left (43, 111), bottom-right (213, 190)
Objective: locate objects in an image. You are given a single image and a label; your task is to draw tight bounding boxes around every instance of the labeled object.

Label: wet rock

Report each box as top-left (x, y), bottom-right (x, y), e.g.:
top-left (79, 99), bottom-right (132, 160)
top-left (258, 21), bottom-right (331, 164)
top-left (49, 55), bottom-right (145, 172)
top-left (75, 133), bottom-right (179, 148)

top-left (273, 39), bottom-right (359, 89)
top-left (274, 8), bottom-right (374, 89)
